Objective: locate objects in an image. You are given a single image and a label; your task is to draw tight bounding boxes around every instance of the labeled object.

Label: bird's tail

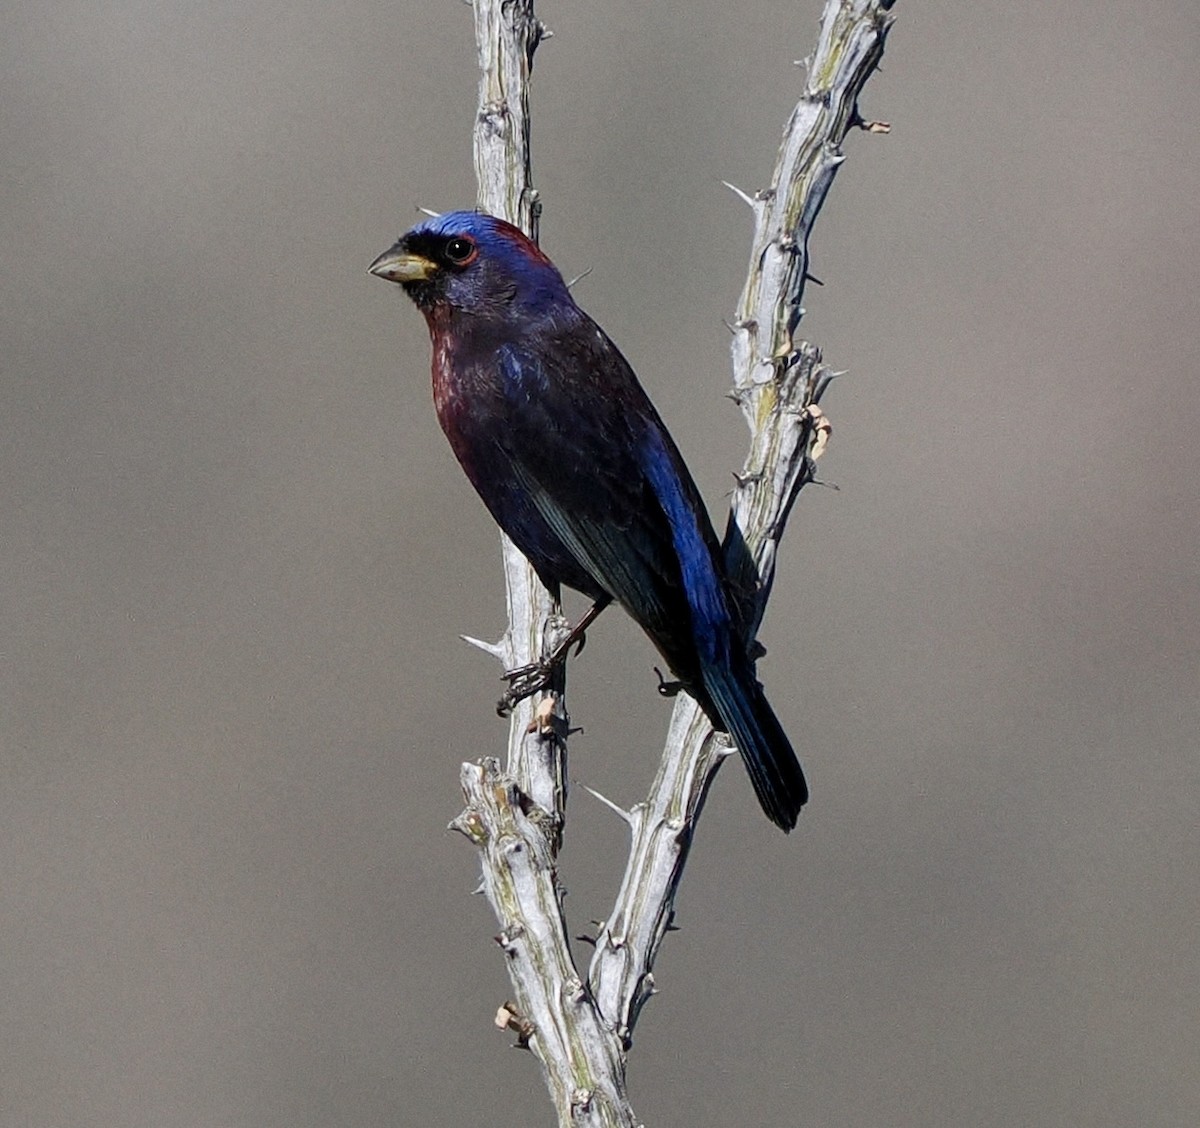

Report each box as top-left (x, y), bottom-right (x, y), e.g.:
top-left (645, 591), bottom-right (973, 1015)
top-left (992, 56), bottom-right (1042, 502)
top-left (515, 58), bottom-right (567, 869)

top-left (702, 660), bottom-right (808, 832)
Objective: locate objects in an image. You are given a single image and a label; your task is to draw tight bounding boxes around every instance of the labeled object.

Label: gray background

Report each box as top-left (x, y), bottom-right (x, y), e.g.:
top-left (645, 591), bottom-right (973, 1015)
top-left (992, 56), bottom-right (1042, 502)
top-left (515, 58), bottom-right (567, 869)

top-left (3, 1), bottom-right (1198, 1125)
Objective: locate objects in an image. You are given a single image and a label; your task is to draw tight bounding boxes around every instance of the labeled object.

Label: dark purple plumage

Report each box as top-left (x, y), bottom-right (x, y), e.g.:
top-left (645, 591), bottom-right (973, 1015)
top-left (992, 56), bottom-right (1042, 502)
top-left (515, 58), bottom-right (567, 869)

top-left (369, 211), bottom-right (807, 829)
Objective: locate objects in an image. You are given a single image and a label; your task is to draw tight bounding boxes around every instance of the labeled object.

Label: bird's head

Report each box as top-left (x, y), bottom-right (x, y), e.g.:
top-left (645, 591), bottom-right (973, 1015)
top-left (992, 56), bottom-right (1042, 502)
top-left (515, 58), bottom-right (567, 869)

top-left (368, 211), bottom-right (571, 319)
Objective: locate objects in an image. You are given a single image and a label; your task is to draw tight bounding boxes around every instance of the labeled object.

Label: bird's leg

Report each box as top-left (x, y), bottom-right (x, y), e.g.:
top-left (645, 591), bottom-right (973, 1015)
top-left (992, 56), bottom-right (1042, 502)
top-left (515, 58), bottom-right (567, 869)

top-left (497, 596), bottom-right (613, 716)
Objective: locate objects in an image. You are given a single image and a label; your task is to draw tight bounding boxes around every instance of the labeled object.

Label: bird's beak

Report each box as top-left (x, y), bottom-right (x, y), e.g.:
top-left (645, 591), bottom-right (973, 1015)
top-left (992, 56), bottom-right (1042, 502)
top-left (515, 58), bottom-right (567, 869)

top-left (367, 247), bottom-right (437, 284)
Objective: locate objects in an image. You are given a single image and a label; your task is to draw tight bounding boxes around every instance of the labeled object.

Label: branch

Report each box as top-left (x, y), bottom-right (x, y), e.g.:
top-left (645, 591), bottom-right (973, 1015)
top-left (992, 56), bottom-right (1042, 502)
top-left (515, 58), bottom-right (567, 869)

top-left (469, 0), bottom-right (563, 823)
top-left (452, 1), bottom-right (895, 1124)
top-left (587, 0), bottom-right (895, 1047)
top-left (459, 3), bottom-right (638, 1126)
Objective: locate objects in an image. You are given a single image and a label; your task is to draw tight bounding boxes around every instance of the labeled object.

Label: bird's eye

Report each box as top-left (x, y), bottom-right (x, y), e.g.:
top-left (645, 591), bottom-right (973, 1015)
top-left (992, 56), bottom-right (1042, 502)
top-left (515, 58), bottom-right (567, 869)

top-left (444, 237), bottom-right (477, 265)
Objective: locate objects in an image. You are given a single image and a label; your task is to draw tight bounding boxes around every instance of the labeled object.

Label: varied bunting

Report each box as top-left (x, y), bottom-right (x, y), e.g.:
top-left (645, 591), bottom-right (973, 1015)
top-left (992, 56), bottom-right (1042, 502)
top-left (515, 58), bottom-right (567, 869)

top-left (368, 211), bottom-right (807, 830)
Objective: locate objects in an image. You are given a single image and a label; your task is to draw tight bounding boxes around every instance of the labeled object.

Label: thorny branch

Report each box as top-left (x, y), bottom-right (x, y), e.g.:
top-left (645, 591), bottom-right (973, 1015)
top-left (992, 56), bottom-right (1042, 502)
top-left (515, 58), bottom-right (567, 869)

top-left (449, 2), bottom-right (896, 1124)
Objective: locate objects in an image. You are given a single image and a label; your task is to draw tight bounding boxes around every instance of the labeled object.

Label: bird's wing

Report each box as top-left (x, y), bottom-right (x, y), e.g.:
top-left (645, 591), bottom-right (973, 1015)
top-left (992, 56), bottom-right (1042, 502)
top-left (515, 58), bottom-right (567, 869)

top-left (489, 327), bottom-right (731, 680)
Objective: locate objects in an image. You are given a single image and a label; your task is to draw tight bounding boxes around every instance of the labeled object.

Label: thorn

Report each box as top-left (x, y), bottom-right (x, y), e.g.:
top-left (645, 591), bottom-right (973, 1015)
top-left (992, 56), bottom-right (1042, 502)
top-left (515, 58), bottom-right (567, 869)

top-left (575, 933), bottom-right (598, 947)
top-left (566, 265), bottom-right (593, 289)
top-left (804, 271), bottom-right (824, 286)
top-left (471, 881), bottom-right (485, 895)
top-left (859, 118), bottom-right (891, 134)
top-left (815, 369), bottom-right (843, 399)
top-left (713, 737), bottom-right (738, 762)
top-left (813, 367), bottom-right (843, 400)
top-left (416, 204), bottom-right (441, 218)
top-left (461, 633), bottom-right (506, 659)
top-left (448, 810), bottom-right (485, 842)
top-left (581, 784), bottom-right (633, 825)
top-left (721, 180), bottom-right (757, 208)
top-left (809, 477), bottom-right (841, 492)
top-left (665, 920), bottom-right (681, 933)
top-left (721, 318), bottom-right (737, 336)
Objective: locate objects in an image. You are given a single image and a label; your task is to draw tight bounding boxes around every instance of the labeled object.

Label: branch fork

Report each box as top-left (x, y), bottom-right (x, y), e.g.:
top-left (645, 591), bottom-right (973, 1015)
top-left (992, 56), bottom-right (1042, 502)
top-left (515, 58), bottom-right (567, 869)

top-left (445, 2), bottom-right (895, 1124)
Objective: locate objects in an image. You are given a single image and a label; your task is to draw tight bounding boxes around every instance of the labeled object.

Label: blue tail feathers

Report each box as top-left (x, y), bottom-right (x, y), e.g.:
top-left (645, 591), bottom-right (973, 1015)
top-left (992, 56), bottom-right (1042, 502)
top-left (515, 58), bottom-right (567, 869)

top-left (703, 661), bottom-right (808, 831)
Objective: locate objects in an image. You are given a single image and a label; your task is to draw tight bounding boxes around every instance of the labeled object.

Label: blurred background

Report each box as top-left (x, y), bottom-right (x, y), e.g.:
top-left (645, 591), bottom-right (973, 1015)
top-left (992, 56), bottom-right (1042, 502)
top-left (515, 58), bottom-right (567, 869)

top-left (3, 1), bottom-right (1198, 1125)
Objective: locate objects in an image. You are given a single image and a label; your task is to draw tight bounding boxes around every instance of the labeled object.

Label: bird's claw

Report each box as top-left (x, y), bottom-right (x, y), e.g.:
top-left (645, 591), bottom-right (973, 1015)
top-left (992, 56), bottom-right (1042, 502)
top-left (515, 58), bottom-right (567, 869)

top-left (494, 601), bottom-right (610, 716)
top-left (653, 667), bottom-right (684, 698)
top-left (496, 660), bottom-right (554, 716)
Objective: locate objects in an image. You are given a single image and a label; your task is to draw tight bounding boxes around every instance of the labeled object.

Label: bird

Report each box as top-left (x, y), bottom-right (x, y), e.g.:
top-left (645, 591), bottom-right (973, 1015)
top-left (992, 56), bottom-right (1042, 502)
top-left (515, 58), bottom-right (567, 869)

top-left (368, 210), bottom-right (807, 830)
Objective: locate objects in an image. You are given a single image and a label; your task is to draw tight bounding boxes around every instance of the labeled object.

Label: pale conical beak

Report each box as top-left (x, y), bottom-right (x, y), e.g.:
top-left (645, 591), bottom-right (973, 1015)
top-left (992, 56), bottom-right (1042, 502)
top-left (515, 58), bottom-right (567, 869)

top-left (367, 247), bottom-right (437, 284)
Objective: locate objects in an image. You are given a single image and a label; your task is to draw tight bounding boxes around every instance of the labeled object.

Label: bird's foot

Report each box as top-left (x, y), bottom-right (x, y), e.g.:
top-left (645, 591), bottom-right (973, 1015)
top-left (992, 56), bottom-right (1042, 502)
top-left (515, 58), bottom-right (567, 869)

top-left (494, 596), bottom-right (614, 717)
top-left (496, 661), bottom-right (555, 716)
top-left (653, 667), bottom-right (685, 698)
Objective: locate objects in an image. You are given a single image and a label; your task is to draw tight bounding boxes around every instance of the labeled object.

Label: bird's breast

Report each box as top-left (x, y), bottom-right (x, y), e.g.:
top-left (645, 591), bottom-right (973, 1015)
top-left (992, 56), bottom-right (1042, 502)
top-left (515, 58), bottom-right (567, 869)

top-left (426, 312), bottom-right (480, 422)
top-left (426, 320), bottom-right (502, 483)
top-left (430, 331), bottom-right (459, 421)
